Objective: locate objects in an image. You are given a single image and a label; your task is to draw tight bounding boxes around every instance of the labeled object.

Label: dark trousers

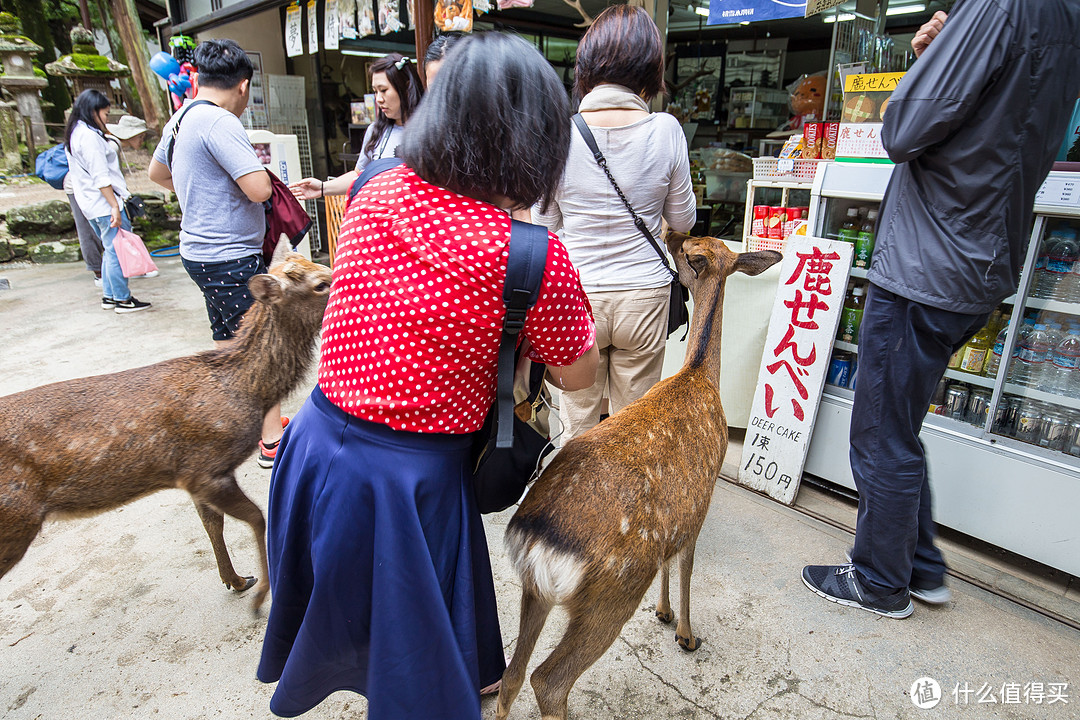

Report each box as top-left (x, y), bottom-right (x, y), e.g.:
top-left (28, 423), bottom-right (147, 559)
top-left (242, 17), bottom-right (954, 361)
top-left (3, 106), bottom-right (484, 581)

top-left (849, 285), bottom-right (989, 598)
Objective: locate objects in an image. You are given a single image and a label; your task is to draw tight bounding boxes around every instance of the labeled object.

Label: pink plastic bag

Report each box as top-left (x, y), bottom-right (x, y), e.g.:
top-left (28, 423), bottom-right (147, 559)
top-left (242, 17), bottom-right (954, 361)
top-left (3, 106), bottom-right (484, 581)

top-left (114, 228), bottom-right (159, 278)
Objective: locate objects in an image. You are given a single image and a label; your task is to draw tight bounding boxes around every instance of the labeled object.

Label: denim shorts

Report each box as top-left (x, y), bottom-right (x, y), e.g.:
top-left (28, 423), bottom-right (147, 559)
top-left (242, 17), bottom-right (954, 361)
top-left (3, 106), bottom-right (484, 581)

top-left (182, 254), bottom-right (266, 341)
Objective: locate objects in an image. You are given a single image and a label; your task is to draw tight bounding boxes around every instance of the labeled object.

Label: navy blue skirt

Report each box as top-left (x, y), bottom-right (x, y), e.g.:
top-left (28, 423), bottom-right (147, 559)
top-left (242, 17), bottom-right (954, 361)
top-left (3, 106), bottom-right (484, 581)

top-left (257, 387), bottom-right (505, 718)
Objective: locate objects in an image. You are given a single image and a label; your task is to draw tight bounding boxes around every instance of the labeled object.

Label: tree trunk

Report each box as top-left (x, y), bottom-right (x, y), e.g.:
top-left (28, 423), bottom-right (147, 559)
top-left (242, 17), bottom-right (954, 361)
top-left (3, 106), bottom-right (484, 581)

top-left (93, 0), bottom-right (144, 119)
top-left (109, 0), bottom-right (168, 132)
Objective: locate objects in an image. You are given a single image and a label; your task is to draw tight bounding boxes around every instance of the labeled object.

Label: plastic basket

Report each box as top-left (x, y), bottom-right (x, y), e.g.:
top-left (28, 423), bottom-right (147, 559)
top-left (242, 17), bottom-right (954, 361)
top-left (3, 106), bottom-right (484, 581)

top-left (752, 157), bottom-right (822, 182)
top-left (746, 235), bottom-right (786, 253)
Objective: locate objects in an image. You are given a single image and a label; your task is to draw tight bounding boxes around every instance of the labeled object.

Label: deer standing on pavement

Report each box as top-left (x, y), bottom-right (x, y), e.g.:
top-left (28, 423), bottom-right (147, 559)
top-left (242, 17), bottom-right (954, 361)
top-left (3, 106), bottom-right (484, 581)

top-left (0, 241), bottom-right (331, 612)
top-left (497, 232), bottom-right (782, 720)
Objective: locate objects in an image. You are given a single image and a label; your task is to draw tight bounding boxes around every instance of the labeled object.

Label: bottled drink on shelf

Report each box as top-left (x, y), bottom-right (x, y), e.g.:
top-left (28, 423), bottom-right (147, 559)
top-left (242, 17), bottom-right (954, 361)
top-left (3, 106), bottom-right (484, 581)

top-left (1034, 226), bottom-right (1078, 299)
top-left (982, 318), bottom-right (1011, 378)
top-left (1010, 323), bottom-right (1051, 387)
top-left (959, 323), bottom-right (994, 375)
top-left (928, 376), bottom-right (948, 415)
top-left (853, 209), bottom-right (878, 269)
top-left (837, 284), bottom-right (865, 343)
top-left (1047, 332), bottom-right (1080, 396)
top-left (837, 207), bottom-right (860, 246)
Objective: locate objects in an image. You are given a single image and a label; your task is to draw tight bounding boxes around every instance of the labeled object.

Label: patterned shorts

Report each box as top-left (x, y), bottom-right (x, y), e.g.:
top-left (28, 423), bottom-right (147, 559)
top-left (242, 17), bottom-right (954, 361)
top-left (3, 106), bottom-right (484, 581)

top-left (182, 254), bottom-right (266, 341)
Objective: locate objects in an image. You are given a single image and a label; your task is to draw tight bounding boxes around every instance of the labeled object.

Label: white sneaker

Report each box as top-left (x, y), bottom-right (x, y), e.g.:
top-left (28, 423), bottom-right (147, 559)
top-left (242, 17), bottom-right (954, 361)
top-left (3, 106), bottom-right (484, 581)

top-left (133, 270), bottom-right (159, 279)
top-left (909, 583), bottom-right (953, 605)
top-left (94, 276), bottom-right (102, 288)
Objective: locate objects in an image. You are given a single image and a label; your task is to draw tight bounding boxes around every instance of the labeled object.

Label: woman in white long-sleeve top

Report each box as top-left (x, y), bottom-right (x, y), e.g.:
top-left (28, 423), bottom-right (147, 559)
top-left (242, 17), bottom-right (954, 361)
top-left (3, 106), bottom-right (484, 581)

top-left (64, 89), bottom-right (150, 313)
top-left (533, 4), bottom-right (696, 440)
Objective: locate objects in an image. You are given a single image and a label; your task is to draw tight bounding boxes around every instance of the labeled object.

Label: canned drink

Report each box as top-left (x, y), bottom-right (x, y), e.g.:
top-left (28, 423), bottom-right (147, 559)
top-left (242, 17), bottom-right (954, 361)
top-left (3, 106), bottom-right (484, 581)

top-left (751, 206), bottom-right (769, 237)
top-left (944, 384), bottom-right (969, 421)
top-left (1066, 416), bottom-right (1080, 457)
top-left (965, 389), bottom-right (992, 427)
top-left (1014, 401), bottom-right (1042, 444)
top-left (1040, 411), bottom-right (1070, 451)
top-left (767, 207), bottom-right (788, 240)
top-left (827, 352), bottom-right (852, 387)
top-left (993, 395), bottom-right (1017, 434)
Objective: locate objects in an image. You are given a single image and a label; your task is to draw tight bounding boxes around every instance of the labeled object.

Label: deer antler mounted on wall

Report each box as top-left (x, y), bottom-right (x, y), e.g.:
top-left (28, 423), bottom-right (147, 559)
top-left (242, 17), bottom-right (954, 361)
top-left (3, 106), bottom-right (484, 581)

top-left (562, 0), bottom-right (594, 28)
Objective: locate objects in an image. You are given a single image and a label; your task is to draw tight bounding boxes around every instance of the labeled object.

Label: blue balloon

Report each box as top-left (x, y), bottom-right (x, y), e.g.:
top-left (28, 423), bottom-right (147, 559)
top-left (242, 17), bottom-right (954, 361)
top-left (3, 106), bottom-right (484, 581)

top-left (150, 51), bottom-right (180, 80)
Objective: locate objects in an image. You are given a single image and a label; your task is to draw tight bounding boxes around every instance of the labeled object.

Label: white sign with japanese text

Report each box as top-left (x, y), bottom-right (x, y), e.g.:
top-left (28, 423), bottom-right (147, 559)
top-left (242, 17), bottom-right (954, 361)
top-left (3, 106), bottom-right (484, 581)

top-left (738, 236), bottom-right (853, 504)
top-left (285, 3), bottom-right (303, 57)
top-left (307, 0), bottom-right (319, 55)
top-left (324, 0), bottom-right (339, 50)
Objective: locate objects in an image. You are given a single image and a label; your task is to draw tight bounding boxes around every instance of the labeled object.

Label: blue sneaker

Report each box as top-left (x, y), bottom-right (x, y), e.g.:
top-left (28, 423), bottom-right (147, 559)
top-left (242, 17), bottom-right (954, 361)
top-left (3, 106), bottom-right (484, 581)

top-left (802, 564), bottom-right (913, 618)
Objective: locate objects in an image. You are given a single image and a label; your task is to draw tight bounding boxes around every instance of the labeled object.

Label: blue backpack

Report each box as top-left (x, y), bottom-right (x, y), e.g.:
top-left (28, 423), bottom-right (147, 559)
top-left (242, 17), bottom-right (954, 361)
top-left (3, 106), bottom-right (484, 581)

top-left (35, 145), bottom-right (69, 190)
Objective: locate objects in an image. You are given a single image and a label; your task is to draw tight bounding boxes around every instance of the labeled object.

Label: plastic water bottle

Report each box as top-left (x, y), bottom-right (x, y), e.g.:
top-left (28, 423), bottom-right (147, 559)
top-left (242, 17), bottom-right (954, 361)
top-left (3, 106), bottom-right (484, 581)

top-left (1048, 333), bottom-right (1080, 395)
top-left (1032, 238), bottom-right (1052, 298)
top-left (983, 319), bottom-right (1011, 379)
top-left (1045, 233), bottom-right (1079, 301)
top-left (1011, 323), bottom-right (1051, 387)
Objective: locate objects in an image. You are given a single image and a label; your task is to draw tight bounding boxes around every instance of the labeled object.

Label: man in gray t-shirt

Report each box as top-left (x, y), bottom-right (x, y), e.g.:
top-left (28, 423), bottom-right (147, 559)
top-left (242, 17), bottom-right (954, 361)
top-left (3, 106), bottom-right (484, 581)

top-left (148, 39), bottom-right (284, 468)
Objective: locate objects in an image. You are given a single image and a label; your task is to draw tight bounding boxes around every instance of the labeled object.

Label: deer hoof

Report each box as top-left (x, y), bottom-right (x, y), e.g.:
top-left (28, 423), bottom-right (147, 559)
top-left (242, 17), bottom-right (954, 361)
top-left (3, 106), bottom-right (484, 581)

top-left (675, 633), bottom-right (701, 652)
top-left (655, 609), bottom-right (673, 624)
top-left (234, 576), bottom-right (257, 593)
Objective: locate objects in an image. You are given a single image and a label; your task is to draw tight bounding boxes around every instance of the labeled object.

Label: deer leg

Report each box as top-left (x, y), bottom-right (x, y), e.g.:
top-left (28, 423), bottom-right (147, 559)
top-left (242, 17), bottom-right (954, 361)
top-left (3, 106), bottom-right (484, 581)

top-left (654, 559), bottom-right (673, 623)
top-left (0, 507), bottom-right (44, 581)
top-left (190, 474), bottom-right (270, 612)
top-left (496, 586), bottom-right (554, 720)
top-left (674, 540), bottom-right (701, 652)
top-left (530, 596), bottom-right (636, 720)
top-left (192, 500), bottom-right (257, 593)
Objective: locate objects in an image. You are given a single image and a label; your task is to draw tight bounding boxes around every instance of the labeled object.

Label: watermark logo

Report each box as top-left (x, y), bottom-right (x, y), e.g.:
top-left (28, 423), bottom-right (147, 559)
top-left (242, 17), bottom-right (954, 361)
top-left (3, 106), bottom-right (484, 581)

top-left (911, 677), bottom-right (942, 709)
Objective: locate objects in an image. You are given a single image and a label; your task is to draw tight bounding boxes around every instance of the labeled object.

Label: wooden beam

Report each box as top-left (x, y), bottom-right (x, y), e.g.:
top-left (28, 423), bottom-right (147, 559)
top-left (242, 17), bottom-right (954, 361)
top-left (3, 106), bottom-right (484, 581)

top-left (413, 0), bottom-right (434, 85)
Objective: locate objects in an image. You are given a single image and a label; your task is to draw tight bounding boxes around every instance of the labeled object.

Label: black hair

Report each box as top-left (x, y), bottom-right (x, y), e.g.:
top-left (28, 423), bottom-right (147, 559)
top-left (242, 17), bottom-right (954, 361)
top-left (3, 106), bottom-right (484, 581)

top-left (64, 89), bottom-right (111, 148)
top-left (574, 5), bottom-right (665, 101)
top-left (400, 32), bottom-right (571, 212)
top-left (424, 32), bottom-right (465, 67)
top-left (193, 39), bottom-right (254, 90)
top-left (364, 53), bottom-right (424, 160)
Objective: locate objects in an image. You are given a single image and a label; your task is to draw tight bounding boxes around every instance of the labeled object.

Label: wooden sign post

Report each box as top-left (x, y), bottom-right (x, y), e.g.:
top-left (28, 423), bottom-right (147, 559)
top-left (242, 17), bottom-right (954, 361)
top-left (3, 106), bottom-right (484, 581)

top-left (738, 236), bottom-right (852, 504)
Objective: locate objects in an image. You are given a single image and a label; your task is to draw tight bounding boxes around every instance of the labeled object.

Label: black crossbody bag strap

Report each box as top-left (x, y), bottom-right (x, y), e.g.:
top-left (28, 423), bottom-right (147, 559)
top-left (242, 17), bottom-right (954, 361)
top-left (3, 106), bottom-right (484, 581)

top-left (166, 99), bottom-right (216, 170)
top-left (571, 114), bottom-right (678, 281)
top-left (496, 220), bottom-right (549, 448)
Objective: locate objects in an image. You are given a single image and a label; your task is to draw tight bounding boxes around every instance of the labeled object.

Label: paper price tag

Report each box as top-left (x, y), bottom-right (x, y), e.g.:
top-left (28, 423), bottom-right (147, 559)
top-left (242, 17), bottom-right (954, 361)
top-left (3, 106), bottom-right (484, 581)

top-left (1035, 176), bottom-right (1080, 209)
top-left (777, 158), bottom-right (796, 174)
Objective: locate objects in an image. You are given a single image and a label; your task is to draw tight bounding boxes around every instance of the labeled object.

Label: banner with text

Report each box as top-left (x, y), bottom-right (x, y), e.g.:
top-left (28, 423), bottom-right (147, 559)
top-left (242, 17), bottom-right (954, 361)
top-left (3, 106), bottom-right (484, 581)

top-left (709, 0), bottom-right (807, 25)
top-left (738, 236), bottom-right (852, 505)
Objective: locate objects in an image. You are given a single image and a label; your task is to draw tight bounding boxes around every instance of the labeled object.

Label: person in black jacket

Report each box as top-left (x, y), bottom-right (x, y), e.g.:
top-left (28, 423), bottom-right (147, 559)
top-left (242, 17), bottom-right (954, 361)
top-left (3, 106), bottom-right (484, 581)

top-left (803, 0), bottom-right (1080, 618)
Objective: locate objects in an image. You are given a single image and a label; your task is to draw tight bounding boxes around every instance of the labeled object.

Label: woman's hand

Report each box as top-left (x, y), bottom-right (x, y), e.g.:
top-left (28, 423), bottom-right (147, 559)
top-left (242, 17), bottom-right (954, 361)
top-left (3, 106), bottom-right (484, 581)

top-left (109, 205), bottom-right (122, 228)
top-left (289, 178), bottom-right (324, 201)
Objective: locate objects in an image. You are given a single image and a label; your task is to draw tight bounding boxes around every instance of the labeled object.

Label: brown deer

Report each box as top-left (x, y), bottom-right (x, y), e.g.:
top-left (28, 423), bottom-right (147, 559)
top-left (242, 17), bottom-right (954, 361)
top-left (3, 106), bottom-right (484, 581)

top-left (496, 232), bottom-right (781, 720)
top-left (0, 241), bottom-right (331, 612)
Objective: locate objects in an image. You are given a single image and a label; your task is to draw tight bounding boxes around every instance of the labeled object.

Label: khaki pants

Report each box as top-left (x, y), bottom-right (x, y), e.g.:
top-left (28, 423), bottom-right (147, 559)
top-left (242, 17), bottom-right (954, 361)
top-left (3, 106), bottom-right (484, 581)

top-left (559, 285), bottom-right (669, 441)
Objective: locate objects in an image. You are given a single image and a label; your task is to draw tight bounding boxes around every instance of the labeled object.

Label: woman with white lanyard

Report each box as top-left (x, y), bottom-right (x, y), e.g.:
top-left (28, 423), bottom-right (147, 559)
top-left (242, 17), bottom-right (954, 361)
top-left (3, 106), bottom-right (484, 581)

top-left (64, 89), bottom-right (151, 313)
top-left (289, 53), bottom-right (424, 200)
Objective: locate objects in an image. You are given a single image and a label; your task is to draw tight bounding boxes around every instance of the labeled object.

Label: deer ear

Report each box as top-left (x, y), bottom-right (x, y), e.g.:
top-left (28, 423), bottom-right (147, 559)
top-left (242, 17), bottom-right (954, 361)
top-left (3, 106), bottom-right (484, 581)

top-left (270, 234), bottom-right (292, 267)
top-left (250, 274), bottom-right (285, 304)
top-left (735, 250), bottom-right (783, 276)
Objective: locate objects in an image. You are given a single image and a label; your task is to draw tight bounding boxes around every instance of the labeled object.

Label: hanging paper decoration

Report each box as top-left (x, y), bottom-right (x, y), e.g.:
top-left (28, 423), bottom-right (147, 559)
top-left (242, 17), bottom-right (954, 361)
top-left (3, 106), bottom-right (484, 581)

top-left (325, 0), bottom-right (340, 50)
top-left (307, 0), bottom-right (319, 54)
top-left (473, 0), bottom-right (492, 13)
top-left (407, 0), bottom-right (416, 30)
top-left (285, 2), bottom-right (304, 57)
top-left (435, 0), bottom-right (473, 32)
top-left (339, 0), bottom-right (358, 39)
top-left (358, 0), bottom-right (376, 36)
top-left (380, 0), bottom-right (404, 34)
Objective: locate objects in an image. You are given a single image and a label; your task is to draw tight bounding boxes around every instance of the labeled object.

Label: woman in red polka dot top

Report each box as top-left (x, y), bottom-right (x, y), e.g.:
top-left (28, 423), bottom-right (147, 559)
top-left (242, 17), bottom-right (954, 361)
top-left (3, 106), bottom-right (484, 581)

top-left (257, 33), bottom-right (599, 720)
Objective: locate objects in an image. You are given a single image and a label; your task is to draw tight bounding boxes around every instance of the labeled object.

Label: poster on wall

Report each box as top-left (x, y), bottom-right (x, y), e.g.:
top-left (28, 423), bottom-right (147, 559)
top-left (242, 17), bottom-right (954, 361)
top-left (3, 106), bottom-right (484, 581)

top-left (835, 72), bottom-right (904, 162)
top-left (737, 236), bottom-right (853, 505)
top-left (708, 0), bottom-right (807, 25)
top-left (358, 0), bottom-right (376, 36)
top-left (285, 3), bottom-right (304, 57)
top-left (325, 0), bottom-right (339, 49)
top-left (339, 0), bottom-right (358, 39)
top-left (307, 0), bottom-right (319, 55)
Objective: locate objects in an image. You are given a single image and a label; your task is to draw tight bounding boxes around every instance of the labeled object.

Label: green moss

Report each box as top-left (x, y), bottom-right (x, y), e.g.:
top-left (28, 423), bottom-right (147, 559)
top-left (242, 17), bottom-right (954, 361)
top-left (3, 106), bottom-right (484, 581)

top-left (0, 12), bottom-right (21, 35)
top-left (32, 66), bottom-right (45, 78)
top-left (70, 53), bottom-right (113, 72)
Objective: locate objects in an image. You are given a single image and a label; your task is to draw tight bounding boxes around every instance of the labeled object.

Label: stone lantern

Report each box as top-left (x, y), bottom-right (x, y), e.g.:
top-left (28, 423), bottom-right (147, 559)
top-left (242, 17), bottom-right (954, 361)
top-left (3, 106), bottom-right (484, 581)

top-left (0, 12), bottom-right (49, 147)
top-left (46, 25), bottom-right (129, 112)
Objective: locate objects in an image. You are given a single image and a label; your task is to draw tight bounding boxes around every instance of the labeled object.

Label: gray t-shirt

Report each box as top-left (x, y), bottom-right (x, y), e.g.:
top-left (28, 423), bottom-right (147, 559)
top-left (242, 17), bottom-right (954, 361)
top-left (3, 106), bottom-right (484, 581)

top-left (153, 102), bottom-right (265, 263)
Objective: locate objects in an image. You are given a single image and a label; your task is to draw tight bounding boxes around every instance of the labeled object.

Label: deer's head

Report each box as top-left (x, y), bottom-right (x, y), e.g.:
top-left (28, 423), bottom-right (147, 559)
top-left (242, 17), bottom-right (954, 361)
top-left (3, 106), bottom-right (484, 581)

top-left (665, 231), bottom-right (782, 298)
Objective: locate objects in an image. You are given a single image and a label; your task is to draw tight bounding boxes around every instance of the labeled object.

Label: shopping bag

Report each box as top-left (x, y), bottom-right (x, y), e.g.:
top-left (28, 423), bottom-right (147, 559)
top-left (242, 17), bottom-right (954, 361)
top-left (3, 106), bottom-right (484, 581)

top-left (114, 228), bottom-right (159, 278)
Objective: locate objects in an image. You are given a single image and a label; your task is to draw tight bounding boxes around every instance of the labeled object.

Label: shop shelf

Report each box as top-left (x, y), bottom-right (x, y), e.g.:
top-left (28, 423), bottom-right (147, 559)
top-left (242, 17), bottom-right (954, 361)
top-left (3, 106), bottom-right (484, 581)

top-left (834, 340), bottom-right (858, 353)
top-left (1024, 297), bottom-right (1080, 315)
top-left (1003, 383), bottom-right (1080, 412)
top-left (943, 368), bottom-right (995, 389)
top-left (752, 157), bottom-right (823, 183)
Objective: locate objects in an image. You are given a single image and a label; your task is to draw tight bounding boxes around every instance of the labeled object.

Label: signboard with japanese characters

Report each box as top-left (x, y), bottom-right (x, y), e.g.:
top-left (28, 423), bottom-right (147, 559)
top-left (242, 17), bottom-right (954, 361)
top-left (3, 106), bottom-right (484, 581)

top-left (738, 236), bottom-right (853, 504)
top-left (836, 72), bottom-right (905, 162)
top-left (285, 3), bottom-right (303, 57)
top-left (324, 0), bottom-right (339, 50)
top-left (307, 0), bottom-right (319, 55)
top-left (708, 0), bottom-right (807, 26)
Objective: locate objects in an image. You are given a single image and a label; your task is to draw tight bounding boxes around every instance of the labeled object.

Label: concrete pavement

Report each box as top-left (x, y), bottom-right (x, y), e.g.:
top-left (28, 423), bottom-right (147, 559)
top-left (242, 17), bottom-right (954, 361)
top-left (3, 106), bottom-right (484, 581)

top-left (1, 257), bottom-right (1077, 719)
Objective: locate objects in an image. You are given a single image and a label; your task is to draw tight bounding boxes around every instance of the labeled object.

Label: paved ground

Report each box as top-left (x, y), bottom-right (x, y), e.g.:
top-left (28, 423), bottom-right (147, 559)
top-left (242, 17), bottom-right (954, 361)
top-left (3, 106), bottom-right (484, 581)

top-left (1, 258), bottom-right (1078, 719)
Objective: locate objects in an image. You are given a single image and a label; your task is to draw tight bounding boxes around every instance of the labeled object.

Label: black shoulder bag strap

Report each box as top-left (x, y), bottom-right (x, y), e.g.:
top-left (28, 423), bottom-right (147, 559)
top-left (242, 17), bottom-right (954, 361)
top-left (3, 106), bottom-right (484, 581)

top-left (496, 220), bottom-right (549, 448)
top-left (166, 99), bottom-right (216, 170)
top-left (348, 157), bottom-right (405, 204)
top-left (571, 113), bottom-right (678, 282)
